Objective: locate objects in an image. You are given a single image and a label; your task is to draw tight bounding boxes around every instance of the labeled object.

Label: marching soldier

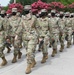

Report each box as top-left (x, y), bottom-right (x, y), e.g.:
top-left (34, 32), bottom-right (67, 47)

top-left (49, 10), bottom-right (60, 57)
top-left (1, 10), bottom-right (11, 53)
top-left (65, 12), bottom-right (73, 48)
top-left (22, 5), bottom-right (38, 74)
top-left (0, 10), bottom-right (7, 66)
top-left (58, 11), bottom-right (66, 52)
top-left (9, 8), bottom-right (22, 63)
top-left (70, 13), bottom-right (74, 44)
top-left (36, 9), bottom-right (49, 63)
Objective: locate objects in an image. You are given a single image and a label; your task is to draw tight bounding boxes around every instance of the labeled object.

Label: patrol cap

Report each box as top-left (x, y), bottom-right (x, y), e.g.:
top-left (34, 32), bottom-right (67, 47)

top-left (60, 11), bottom-right (64, 15)
top-left (41, 9), bottom-right (47, 13)
top-left (12, 8), bottom-right (17, 12)
top-left (1, 10), bottom-right (6, 14)
top-left (65, 12), bottom-right (70, 16)
top-left (70, 13), bottom-right (74, 16)
top-left (51, 9), bottom-right (56, 13)
top-left (24, 5), bottom-right (31, 10)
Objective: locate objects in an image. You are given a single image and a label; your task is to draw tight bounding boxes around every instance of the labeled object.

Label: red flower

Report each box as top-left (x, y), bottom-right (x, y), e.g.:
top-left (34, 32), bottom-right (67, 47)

top-left (6, 3), bottom-right (24, 14)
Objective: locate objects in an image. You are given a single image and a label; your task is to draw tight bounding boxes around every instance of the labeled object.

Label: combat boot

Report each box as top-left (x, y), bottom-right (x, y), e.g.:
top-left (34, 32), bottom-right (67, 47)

top-left (31, 59), bottom-right (36, 68)
top-left (7, 47), bottom-right (11, 53)
top-left (1, 57), bottom-right (7, 66)
top-left (12, 54), bottom-right (17, 63)
top-left (25, 64), bottom-right (32, 74)
top-left (51, 49), bottom-right (57, 57)
top-left (18, 51), bottom-right (22, 59)
top-left (67, 42), bottom-right (70, 48)
top-left (59, 45), bottom-right (64, 52)
top-left (41, 53), bottom-right (48, 63)
top-left (19, 44), bottom-right (23, 48)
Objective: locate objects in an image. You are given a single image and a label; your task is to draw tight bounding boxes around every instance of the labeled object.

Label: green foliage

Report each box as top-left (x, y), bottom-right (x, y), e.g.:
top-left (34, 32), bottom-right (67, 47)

top-left (3, 6), bottom-right (8, 11)
top-left (9, 0), bottom-right (74, 5)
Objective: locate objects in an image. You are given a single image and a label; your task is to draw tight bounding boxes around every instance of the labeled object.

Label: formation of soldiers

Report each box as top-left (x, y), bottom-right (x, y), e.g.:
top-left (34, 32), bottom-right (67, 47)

top-left (0, 5), bottom-right (74, 74)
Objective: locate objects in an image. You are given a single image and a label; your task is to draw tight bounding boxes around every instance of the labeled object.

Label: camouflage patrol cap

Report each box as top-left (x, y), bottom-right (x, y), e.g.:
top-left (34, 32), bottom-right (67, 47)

top-left (1, 10), bottom-right (6, 14)
top-left (12, 8), bottom-right (17, 12)
top-left (70, 13), bottom-right (74, 16)
top-left (24, 5), bottom-right (31, 10)
top-left (41, 9), bottom-right (47, 13)
top-left (65, 12), bottom-right (70, 16)
top-left (51, 9), bottom-right (56, 13)
top-left (60, 11), bottom-right (64, 14)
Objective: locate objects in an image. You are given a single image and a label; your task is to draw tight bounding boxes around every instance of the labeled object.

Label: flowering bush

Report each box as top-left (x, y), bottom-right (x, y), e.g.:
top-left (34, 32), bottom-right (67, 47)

top-left (31, 0), bottom-right (51, 14)
top-left (48, 2), bottom-right (66, 11)
top-left (68, 3), bottom-right (74, 12)
top-left (6, 3), bottom-right (24, 14)
top-left (31, 0), bottom-right (66, 14)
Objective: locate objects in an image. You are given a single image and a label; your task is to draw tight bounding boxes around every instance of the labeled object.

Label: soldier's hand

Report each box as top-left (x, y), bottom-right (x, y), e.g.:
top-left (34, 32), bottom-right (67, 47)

top-left (6, 39), bottom-right (10, 43)
top-left (15, 35), bottom-right (18, 40)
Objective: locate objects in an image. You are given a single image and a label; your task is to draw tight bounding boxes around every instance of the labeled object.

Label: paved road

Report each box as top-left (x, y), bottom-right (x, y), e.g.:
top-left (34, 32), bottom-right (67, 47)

top-left (0, 43), bottom-right (74, 75)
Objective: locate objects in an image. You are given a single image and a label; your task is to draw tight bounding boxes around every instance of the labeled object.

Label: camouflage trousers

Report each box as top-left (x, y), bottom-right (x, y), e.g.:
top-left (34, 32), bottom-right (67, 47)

top-left (22, 34), bottom-right (37, 64)
top-left (39, 35), bottom-right (49, 54)
top-left (11, 36), bottom-right (22, 55)
top-left (66, 28), bottom-right (72, 43)
top-left (59, 32), bottom-right (66, 46)
top-left (0, 35), bottom-right (5, 58)
top-left (50, 33), bottom-right (59, 50)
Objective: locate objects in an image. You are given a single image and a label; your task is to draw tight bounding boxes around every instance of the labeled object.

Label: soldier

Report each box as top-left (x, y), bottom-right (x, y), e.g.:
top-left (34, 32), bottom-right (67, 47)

top-left (36, 9), bottom-right (49, 63)
top-left (70, 13), bottom-right (74, 44)
top-left (9, 8), bottom-right (22, 63)
top-left (65, 12), bottom-right (73, 48)
top-left (16, 12), bottom-right (23, 48)
top-left (0, 11), bottom-right (7, 66)
top-left (22, 5), bottom-right (38, 74)
top-left (58, 11), bottom-right (66, 52)
top-left (1, 10), bottom-right (12, 53)
top-left (49, 10), bottom-right (60, 57)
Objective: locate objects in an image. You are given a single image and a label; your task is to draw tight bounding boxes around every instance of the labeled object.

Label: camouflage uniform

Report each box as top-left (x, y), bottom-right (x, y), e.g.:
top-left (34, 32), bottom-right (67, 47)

top-left (49, 10), bottom-right (60, 57)
top-left (58, 12), bottom-right (66, 52)
top-left (65, 12), bottom-right (73, 48)
top-left (2, 13), bottom-right (12, 53)
top-left (9, 8), bottom-right (22, 63)
top-left (0, 15), bottom-right (7, 66)
top-left (22, 5), bottom-right (38, 74)
top-left (70, 13), bottom-right (74, 44)
top-left (16, 12), bottom-right (23, 48)
top-left (36, 11), bottom-right (49, 63)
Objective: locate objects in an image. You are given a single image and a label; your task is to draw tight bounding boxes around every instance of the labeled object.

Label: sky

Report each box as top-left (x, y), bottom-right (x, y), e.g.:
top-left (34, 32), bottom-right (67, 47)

top-left (0, 0), bottom-right (10, 6)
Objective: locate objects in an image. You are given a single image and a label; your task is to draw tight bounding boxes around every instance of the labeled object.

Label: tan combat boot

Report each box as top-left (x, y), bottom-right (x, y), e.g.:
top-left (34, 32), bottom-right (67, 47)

top-left (59, 45), bottom-right (64, 52)
top-left (25, 64), bottom-right (32, 74)
top-left (51, 49), bottom-right (57, 57)
top-left (12, 54), bottom-right (17, 63)
top-left (41, 53), bottom-right (48, 63)
top-left (67, 42), bottom-right (70, 48)
top-left (19, 44), bottom-right (23, 48)
top-left (1, 57), bottom-right (7, 66)
top-left (18, 51), bottom-right (22, 59)
top-left (7, 47), bottom-right (11, 53)
top-left (31, 59), bottom-right (36, 68)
